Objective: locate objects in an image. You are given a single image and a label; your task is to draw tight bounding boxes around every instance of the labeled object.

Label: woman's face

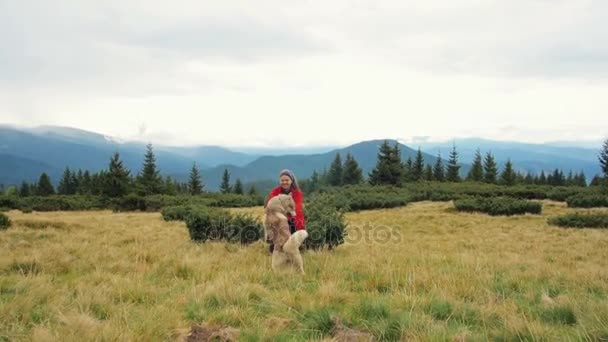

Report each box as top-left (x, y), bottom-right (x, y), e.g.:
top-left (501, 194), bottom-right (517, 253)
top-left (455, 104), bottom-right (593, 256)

top-left (280, 175), bottom-right (292, 189)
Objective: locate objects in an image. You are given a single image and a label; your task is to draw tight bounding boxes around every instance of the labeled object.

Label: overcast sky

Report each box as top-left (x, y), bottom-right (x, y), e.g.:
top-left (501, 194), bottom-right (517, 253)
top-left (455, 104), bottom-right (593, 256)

top-left (1, 0), bottom-right (607, 147)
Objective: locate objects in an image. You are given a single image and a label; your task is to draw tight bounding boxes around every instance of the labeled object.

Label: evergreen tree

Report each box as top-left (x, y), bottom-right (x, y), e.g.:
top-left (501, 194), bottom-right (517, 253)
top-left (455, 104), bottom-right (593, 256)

top-left (566, 170), bottom-right (574, 186)
top-left (163, 176), bottom-right (178, 195)
top-left (433, 153), bottom-right (445, 182)
top-left (538, 170), bottom-right (547, 185)
top-left (248, 185), bottom-right (258, 196)
top-left (424, 165), bottom-right (433, 181)
top-left (412, 148), bottom-right (425, 181)
top-left (137, 144), bottom-right (163, 195)
top-left (467, 149), bottom-right (484, 182)
top-left (327, 153), bottom-right (344, 186)
top-left (599, 139), bottom-right (608, 181)
top-left (58, 167), bottom-right (76, 195)
top-left (188, 162), bottom-right (203, 195)
top-left (389, 142), bottom-right (403, 186)
top-left (342, 153), bottom-right (363, 185)
top-left (81, 170), bottom-right (92, 194)
top-left (499, 159), bottom-right (516, 186)
top-left (575, 171), bottom-right (587, 187)
top-left (234, 178), bottom-right (244, 195)
top-left (309, 170), bottom-right (320, 193)
top-left (483, 152), bottom-right (498, 184)
top-left (446, 144), bottom-right (461, 182)
top-left (590, 175), bottom-right (604, 187)
top-left (369, 140), bottom-right (402, 186)
top-left (220, 168), bottom-right (232, 194)
top-left (402, 157), bottom-right (413, 183)
top-left (37, 172), bottom-right (55, 196)
top-left (103, 153), bottom-right (131, 197)
top-left (524, 172), bottom-right (535, 185)
top-left (515, 171), bottom-right (526, 185)
top-left (19, 181), bottom-right (30, 197)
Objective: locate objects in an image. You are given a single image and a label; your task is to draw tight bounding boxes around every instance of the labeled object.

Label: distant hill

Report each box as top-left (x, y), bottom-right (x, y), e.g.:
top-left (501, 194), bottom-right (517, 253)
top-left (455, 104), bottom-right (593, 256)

top-left (0, 125), bottom-right (602, 190)
top-left (416, 138), bottom-right (602, 180)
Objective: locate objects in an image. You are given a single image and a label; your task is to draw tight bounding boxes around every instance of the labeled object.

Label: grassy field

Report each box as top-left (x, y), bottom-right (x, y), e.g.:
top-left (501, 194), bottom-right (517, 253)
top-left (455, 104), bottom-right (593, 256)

top-left (1, 201), bottom-right (608, 341)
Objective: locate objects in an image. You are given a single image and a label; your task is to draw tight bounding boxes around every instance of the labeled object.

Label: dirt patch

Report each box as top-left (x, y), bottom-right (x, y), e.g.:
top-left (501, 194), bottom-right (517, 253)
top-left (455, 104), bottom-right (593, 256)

top-left (185, 324), bottom-right (240, 342)
top-left (330, 318), bottom-right (373, 342)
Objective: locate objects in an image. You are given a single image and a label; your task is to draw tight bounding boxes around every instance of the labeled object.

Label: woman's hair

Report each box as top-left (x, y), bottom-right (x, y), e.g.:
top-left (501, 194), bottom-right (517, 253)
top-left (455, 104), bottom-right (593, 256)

top-left (279, 169), bottom-right (300, 191)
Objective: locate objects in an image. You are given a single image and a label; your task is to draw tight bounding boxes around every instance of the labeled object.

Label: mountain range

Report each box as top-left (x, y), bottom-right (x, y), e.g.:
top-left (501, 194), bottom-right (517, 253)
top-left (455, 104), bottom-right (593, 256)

top-left (0, 125), bottom-right (603, 190)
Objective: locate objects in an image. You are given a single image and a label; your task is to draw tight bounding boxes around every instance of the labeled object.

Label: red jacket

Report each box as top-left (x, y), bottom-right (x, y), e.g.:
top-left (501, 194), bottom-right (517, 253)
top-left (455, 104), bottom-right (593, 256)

top-left (264, 186), bottom-right (306, 230)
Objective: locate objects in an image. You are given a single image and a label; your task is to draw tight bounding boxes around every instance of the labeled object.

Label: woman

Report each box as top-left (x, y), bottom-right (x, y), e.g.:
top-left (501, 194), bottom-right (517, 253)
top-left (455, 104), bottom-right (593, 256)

top-left (264, 169), bottom-right (306, 253)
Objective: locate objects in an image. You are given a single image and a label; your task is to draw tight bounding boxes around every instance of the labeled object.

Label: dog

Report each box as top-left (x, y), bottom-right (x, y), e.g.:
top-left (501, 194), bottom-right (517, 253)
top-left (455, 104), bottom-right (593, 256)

top-left (264, 194), bottom-right (308, 274)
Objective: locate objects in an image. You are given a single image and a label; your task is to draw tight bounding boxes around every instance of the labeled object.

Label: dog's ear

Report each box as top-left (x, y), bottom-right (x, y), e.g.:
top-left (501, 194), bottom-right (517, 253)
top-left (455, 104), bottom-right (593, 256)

top-left (287, 193), bottom-right (293, 197)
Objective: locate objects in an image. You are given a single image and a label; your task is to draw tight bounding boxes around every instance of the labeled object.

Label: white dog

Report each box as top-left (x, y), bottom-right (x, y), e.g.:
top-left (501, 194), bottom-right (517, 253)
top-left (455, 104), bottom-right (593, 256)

top-left (264, 194), bottom-right (308, 274)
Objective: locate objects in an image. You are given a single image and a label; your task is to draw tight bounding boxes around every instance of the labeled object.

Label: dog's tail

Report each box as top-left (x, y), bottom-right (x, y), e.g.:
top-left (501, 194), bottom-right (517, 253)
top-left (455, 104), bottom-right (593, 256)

top-left (282, 230), bottom-right (308, 254)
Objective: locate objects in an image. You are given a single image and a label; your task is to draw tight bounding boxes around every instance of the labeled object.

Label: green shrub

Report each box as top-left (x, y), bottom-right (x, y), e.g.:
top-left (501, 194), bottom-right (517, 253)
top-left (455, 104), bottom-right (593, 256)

top-left (304, 194), bottom-right (348, 250)
top-left (184, 207), bottom-right (263, 244)
top-left (454, 197), bottom-right (542, 216)
top-left (111, 194), bottom-right (145, 212)
top-left (0, 213), bottom-right (11, 230)
top-left (161, 205), bottom-right (197, 221)
top-left (566, 194), bottom-right (608, 208)
top-left (185, 207), bottom-right (231, 242)
top-left (224, 213), bottom-right (264, 244)
top-left (204, 193), bottom-right (263, 208)
top-left (0, 196), bottom-right (18, 209)
top-left (15, 196), bottom-right (107, 211)
top-left (548, 213), bottom-right (608, 229)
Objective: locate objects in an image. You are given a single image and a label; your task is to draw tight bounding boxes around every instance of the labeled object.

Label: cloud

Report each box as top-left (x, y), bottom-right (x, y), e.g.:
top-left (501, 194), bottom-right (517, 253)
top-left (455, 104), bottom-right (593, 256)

top-left (0, 0), bottom-right (606, 146)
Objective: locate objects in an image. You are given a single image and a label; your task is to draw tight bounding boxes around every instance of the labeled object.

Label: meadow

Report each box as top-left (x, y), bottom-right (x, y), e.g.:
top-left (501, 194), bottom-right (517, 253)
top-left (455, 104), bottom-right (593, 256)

top-left (1, 201), bottom-right (608, 341)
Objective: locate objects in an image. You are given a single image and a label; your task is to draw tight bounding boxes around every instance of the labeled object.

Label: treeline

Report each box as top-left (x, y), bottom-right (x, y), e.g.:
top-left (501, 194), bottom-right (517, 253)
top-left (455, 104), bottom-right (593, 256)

top-left (297, 140), bottom-right (606, 194)
top-left (4, 144), bottom-right (259, 198)
top-left (3, 139), bottom-right (608, 198)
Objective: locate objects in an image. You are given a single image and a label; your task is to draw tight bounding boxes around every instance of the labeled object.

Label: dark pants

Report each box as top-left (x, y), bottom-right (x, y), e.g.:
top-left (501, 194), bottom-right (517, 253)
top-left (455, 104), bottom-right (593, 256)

top-left (268, 220), bottom-right (298, 253)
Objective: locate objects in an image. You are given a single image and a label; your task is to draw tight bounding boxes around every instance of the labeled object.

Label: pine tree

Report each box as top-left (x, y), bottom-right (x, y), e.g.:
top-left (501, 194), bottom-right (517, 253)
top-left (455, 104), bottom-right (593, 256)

top-left (433, 153), bottom-right (445, 182)
top-left (445, 144), bottom-right (461, 182)
top-left (234, 178), bottom-right (244, 195)
top-left (19, 181), bottom-right (30, 197)
top-left (220, 168), bottom-right (232, 194)
top-left (389, 142), bottom-right (403, 186)
top-left (424, 165), bottom-right (433, 181)
top-left (58, 167), bottom-right (76, 195)
top-left (524, 172), bottom-right (534, 185)
top-left (467, 149), bottom-right (484, 182)
top-left (37, 172), bottom-right (55, 196)
top-left (137, 144), bottom-right (163, 195)
top-left (515, 171), bottom-right (525, 185)
top-left (412, 148), bottom-right (425, 181)
top-left (538, 170), bottom-right (547, 185)
top-left (576, 171), bottom-right (587, 187)
top-left (81, 170), bottom-right (92, 194)
top-left (590, 175), bottom-right (604, 187)
top-left (327, 153), bottom-right (344, 186)
top-left (309, 170), bottom-right (320, 193)
top-left (599, 139), bottom-right (608, 180)
top-left (483, 152), bottom-right (498, 184)
top-left (342, 153), bottom-right (363, 185)
top-left (248, 185), bottom-right (258, 196)
top-left (103, 153), bottom-right (131, 197)
top-left (369, 140), bottom-right (402, 186)
top-left (402, 157), bottom-right (413, 183)
top-left (499, 159), bottom-right (516, 186)
top-left (188, 162), bottom-right (203, 195)
top-left (566, 170), bottom-right (574, 186)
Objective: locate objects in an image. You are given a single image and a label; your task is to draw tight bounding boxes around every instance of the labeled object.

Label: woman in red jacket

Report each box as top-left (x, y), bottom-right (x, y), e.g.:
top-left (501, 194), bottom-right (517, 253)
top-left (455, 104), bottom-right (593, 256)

top-left (264, 169), bottom-right (306, 253)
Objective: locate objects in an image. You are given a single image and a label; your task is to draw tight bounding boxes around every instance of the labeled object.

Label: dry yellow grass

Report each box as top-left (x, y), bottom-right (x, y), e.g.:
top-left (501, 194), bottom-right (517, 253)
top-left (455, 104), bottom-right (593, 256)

top-left (1, 201), bottom-right (608, 341)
